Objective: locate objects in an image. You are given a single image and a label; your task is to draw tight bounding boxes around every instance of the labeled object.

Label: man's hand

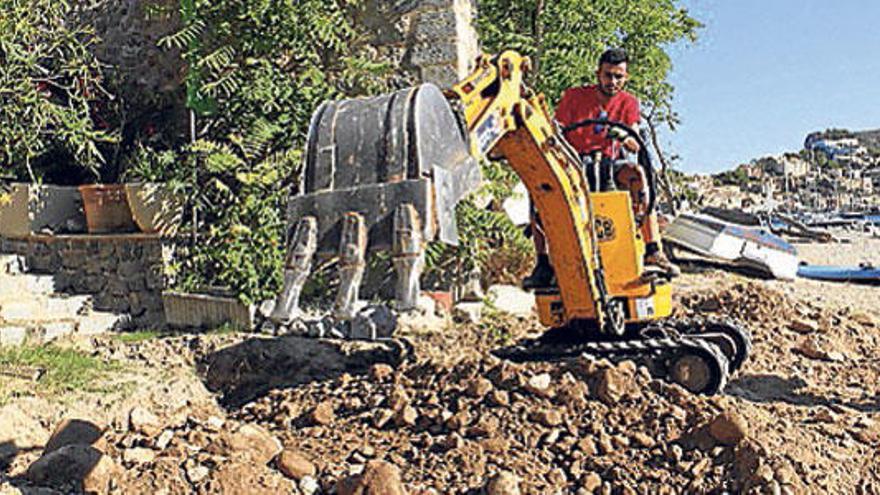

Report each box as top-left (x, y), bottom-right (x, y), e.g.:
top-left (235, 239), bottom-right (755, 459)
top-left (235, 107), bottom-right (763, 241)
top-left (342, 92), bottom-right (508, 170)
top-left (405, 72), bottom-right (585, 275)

top-left (622, 136), bottom-right (640, 153)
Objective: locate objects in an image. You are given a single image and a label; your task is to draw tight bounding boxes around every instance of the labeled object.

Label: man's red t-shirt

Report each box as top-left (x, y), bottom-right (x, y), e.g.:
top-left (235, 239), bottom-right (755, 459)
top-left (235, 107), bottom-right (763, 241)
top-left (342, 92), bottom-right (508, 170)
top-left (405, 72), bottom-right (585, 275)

top-left (554, 85), bottom-right (640, 159)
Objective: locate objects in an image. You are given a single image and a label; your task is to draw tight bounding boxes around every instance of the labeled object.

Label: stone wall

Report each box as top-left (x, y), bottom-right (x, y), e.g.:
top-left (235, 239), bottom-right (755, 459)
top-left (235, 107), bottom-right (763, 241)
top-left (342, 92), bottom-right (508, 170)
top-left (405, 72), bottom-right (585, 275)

top-left (361, 0), bottom-right (480, 88)
top-left (0, 236), bottom-right (171, 327)
top-left (78, 0), bottom-right (479, 107)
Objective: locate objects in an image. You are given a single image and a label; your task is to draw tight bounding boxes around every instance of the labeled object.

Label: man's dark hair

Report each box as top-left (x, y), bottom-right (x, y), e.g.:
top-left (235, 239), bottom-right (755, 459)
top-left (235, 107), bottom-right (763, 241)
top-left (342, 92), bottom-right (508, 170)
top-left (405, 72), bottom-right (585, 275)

top-left (599, 48), bottom-right (629, 67)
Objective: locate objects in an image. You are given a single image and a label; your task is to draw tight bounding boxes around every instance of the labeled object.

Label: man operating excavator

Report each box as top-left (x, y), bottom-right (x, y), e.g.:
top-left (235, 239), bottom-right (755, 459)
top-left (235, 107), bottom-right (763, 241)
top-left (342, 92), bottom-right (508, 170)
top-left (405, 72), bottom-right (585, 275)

top-left (523, 48), bottom-right (680, 289)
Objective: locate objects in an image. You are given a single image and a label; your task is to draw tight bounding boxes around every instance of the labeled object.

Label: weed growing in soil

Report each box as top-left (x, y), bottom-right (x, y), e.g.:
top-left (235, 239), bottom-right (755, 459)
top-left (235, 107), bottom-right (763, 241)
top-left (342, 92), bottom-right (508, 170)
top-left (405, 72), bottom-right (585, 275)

top-left (0, 346), bottom-right (119, 403)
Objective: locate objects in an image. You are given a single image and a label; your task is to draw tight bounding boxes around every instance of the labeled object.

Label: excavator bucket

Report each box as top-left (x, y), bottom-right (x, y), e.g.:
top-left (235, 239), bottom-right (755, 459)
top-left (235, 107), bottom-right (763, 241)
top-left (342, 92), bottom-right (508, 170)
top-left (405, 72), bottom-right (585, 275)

top-left (270, 84), bottom-right (482, 326)
top-left (290, 83), bottom-right (481, 255)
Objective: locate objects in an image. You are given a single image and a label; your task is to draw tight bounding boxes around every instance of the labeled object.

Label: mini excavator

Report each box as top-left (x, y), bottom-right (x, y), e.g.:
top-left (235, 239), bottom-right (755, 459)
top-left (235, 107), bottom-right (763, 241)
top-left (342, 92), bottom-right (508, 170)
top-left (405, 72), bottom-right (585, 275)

top-left (276, 51), bottom-right (751, 394)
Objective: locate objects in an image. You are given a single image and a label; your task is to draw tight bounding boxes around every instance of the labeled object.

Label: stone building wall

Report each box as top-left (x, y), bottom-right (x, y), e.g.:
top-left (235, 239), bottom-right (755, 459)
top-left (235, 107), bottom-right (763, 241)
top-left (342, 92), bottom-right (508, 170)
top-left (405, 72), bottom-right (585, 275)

top-left (0, 236), bottom-right (170, 327)
top-left (78, 0), bottom-right (479, 106)
top-left (361, 0), bottom-right (480, 88)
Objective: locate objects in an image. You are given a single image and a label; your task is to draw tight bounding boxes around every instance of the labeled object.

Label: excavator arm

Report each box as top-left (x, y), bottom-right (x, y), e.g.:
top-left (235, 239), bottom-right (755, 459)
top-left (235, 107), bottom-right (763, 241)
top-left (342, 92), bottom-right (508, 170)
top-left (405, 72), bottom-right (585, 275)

top-left (446, 51), bottom-right (612, 328)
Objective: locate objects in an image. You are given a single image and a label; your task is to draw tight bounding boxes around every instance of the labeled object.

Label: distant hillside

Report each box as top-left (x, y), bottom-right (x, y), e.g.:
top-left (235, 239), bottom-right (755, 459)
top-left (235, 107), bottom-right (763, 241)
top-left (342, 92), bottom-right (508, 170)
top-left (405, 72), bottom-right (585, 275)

top-left (854, 129), bottom-right (880, 148)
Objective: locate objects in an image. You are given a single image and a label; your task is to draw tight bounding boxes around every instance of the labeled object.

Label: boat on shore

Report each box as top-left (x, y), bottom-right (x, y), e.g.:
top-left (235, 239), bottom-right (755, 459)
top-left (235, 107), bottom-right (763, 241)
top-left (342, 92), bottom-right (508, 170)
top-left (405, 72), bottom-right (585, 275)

top-left (797, 263), bottom-right (880, 284)
top-left (664, 212), bottom-right (800, 280)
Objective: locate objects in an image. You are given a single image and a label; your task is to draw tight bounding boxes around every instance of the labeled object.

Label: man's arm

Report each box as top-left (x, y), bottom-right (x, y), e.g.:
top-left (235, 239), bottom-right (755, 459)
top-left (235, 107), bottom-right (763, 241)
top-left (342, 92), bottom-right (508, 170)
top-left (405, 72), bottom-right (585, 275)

top-left (621, 95), bottom-right (640, 153)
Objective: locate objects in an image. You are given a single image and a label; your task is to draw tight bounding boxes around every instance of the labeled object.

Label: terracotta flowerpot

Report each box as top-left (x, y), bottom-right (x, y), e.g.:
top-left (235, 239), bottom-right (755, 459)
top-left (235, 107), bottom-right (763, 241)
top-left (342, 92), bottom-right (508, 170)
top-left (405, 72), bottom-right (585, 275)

top-left (79, 184), bottom-right (138, 234)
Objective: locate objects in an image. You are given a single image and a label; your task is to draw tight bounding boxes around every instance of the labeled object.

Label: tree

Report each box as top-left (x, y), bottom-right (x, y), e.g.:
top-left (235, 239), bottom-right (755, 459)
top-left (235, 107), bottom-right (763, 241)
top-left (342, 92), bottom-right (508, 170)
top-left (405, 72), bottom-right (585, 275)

top-left (0, 0), bottom-right (115, 183)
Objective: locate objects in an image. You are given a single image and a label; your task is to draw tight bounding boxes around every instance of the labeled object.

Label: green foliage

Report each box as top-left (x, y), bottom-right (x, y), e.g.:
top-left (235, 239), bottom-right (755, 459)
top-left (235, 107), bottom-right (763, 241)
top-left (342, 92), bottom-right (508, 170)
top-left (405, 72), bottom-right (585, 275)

top-left (475, 0), bottom-right (701, 127)
top-left (0, 0), bottom-right (116, 181)
top-left (425, 160), bottom-right (533, 287)
top-left (126, 0), bottom-right (393, 303)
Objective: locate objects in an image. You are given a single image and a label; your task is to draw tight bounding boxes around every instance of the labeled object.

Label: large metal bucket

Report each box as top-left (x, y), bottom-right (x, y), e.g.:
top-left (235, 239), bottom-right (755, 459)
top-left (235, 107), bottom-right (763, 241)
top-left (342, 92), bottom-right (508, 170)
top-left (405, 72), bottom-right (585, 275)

top-left (289, 83), bottom-right (481, 256)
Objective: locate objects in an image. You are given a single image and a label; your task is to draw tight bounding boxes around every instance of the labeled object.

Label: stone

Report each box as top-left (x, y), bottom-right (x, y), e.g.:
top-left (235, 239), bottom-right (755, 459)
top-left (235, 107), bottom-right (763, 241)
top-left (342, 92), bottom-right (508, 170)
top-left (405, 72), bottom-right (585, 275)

top-left (350, 305), bottom-right (398, 340)
top-left (525, 373), bottom-right (552, 396)
top-left (466, 377), bottom-right (493, 398)
top-left (488, 389), bottom-right (510, 407)
top-left (123, 447), bottom-right (156, 464)
top-left (632, 432), bottom-right (656, 449)
top-left (487, 284), bottom-right (535, 318)
top-left (27, 444), bottom-right (119, 493)
top-left (277, 449), bottom-right (316, 480)
top-left (394, 405), bottom-right (419, 427)
top-left (581, 472), bottom-right (602, 492)
top-left (708, 412), bottom-right (749, 446)
top-left (532, 409), bottom-right (563, 427)
top-left (795, 336), bottom-right (828, 360)
top-left (370, 363), bottom-right (395, 382)
top-left (453, 302), bottom-right (483, 323)
top-left (373, 409), bottom-right (395, 429)
top-left (486, 471), bottom-right (521, 495)
top-left (594, 367), bottom-right (631, 404)
top-left (44, 418), bottom-right (104, 455)
top-left (310, 401), bottom-right (336, 426)
top-left (206, 424), bottom-right (282, 465)
top-left (300, 475), bottom-right (320, 495)
top-left (577, 437), bottom-right (598, 456)
top-left (129, 406), bottom-right (161, 437)
top-left (336, 460), bottom-right (407, 495)
top-left (789, 319), bottom-right (818, 334)
top-left (155, 430), bottom-right (174, 450)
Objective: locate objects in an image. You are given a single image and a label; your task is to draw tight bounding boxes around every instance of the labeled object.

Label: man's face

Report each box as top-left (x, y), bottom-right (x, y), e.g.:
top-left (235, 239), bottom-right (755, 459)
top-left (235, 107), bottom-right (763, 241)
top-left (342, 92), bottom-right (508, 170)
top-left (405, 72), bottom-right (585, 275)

top-left (596, 62), bottom-right (628, 96)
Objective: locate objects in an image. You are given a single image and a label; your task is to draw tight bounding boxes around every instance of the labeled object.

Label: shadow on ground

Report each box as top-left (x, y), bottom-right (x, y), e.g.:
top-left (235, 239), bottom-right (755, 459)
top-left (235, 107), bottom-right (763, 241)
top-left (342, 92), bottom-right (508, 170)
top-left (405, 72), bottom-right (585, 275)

top-left (728, 373), bottom-right (880, 412)
top-left (199, 335), bottom-right (409, 409)
top-left (2, 419), bottom-right (104, 493)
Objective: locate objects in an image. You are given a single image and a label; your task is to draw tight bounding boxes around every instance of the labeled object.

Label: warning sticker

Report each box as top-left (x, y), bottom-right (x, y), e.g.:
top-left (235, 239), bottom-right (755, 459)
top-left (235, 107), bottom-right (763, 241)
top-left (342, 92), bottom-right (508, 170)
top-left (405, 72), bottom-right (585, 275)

top-left (635, 297), bottom-right (655, 319)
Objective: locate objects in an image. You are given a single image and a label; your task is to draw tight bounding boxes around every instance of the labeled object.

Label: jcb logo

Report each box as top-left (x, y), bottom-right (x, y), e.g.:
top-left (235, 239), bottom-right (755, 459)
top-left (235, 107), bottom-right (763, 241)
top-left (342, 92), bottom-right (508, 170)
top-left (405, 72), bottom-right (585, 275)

top-left (595, 216), bottom-right (616, 242)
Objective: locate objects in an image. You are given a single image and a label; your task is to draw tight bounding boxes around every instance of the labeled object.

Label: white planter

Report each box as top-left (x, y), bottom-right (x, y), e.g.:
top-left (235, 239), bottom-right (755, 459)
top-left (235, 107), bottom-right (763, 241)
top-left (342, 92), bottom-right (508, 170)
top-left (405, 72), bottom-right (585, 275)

top-left (163, 291), bottom-right (255, 330)
top-left (0, 184), bottom-right (84, 237)
top-left (125, 182), bottom-right (184, 236)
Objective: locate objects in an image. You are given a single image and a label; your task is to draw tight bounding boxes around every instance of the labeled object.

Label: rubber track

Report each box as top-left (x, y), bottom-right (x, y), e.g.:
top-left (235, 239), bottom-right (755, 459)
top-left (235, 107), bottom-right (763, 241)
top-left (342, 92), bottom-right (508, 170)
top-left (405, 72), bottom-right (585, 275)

top-left (495, 332), bottom-right (730, 394)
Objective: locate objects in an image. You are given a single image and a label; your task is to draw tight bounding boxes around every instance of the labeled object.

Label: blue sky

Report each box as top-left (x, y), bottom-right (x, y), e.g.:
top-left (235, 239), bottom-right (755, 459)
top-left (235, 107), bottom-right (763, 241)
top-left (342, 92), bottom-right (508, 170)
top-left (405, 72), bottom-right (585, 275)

top-left (664, 1), bottom-right (880, 173)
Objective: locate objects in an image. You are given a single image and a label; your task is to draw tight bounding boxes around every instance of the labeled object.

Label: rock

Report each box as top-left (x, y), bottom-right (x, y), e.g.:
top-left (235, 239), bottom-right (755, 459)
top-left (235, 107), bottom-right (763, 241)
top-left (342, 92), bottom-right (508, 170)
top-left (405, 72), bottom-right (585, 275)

top-left (373, 409), bottom-right (395, 429)
top-left (577, 437), bottom-right (597, 456)
top-left (594, 367), bottom-right (631, 404)
top-left (187, 463), bottom-right (210, 484)
top-left (794, 336), bottom-right (828, 360)
top-left (487, 285), bottom-right (535, 318)
top-left (27, 444), bottom-right (119, 493)
top-left (44, 418), bottom-right (104, 454)
top-left (350, 305), bottom-right (398, 340)
top-left (580, 472), bottom-right (602, 492)
top-left (206, 424), bottom-right (282, 465)
top-left (789, 319), bottom-right (818, 334)
top-left (466, 377), bottom-right (494, 398)
top-left (277, 449), bottom-right (316, 480)
top-left (336, 460), bottom-right (407, 495)
top-left (488, 390), bottom-right (510, 407)
top-left (123, 447), bottom-right (156, 464)
top-left (632, 432), bottom-right (656, 449)
top-left (129, 407), bottom-right (161, 437)
top-left (394, 405), bottom-right (419, 428)
top-left (708, 412), bottom-right (749, 446)
top-left (453, 302), bottom-right (483, 323)
top-left (155, 429), bottom-right (174, 450)
top-left (310, 401), bottom-right (336, 426)
top-left (532, 409), bottom-right (563, 427)
top-left (370, 363), bottom-right (394, 382)
top-left (300, 475), bottom-right (320, 495)
top-left (486, 471), bottom-right (521, 495)
top-left (525, 373), bottom-right (552, 396)
top-left (851, 311), bottom-right (876, 327)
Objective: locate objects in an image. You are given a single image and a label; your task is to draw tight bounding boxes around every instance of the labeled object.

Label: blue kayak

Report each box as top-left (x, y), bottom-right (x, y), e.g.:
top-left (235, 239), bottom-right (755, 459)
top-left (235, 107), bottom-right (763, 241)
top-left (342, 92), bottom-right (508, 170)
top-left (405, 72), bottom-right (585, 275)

top-left (797, 263), bottom-right (880, 283)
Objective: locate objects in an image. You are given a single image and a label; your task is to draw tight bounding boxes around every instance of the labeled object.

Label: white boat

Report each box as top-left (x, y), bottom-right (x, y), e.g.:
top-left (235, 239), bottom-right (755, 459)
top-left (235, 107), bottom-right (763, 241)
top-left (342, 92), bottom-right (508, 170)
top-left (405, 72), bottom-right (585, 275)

top-left (664, 212), bottom-right (799, 280)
